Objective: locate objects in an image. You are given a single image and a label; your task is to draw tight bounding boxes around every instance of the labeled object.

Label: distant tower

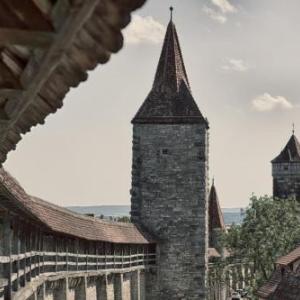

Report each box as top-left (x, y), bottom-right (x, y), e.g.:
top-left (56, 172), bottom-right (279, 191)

top-left (272, 130), bottom-right (300, 201)
top-left (208, 180), bottom-right (226, 253)
top-left (130, 9), bottom-right (209, 300)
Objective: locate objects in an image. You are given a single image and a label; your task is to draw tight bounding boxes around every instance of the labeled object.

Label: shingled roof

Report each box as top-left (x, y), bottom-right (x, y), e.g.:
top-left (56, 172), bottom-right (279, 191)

top-left (132, 12), bottom-right (208, 125)
top-left (256, 269), bottom-right (282, 299)
top-left (0, 0), bottom-right (146, 165)
top-left (270, 268), bottom-right (300, 300)
top-left (209, 181), bottom-right (226, 234)
top-left (272, 134), bottom-right (300, 163)
top-left (257, 246), bottom-right (300, 299)
top-left (0, 168), bottom-right (154, 244)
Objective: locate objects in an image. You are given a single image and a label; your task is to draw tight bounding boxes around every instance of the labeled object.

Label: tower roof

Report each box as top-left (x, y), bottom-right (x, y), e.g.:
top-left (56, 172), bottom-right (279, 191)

top-left (272, 134), bottom-right (300, 163)
top-left (132, 10), bottom-right (208, 125)
top-left (208, 181), bottom-right (226, 232)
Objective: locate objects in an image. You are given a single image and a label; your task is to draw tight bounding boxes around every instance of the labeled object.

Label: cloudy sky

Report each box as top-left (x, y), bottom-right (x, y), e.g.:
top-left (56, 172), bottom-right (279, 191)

top-left (5, 0), bottom-right (300, 208)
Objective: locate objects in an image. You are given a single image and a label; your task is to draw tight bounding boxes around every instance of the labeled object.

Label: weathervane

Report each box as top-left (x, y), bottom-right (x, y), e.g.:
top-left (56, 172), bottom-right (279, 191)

top-left (170, 6), bottom-right (174, 21)
top-left (293, 123), bottom-right (295, 135)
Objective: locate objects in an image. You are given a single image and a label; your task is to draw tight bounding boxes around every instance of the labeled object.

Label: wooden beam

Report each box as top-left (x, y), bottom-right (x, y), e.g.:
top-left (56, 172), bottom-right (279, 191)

top-left (0, 28), bottom-right (55, 48)
top-left (1, 0), bottom-right (54, 32)
top-left (0, 61), bottom-right (20, 90)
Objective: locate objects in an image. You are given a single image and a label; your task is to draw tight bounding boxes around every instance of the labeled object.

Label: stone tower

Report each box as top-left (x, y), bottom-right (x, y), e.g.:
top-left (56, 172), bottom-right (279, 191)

top-left (272, 132), bottom-right (300, 201)
top-left (130, 10), bottom-right (209, 300)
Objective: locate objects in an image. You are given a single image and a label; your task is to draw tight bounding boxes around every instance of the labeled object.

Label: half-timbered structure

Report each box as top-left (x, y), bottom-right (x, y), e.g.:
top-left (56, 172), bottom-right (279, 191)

top-left (0, 168), bottom-right (156, 300)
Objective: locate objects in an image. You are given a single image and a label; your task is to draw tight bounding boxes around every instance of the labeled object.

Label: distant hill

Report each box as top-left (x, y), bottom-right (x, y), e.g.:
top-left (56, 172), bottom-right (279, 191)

top-left (67, 205), bottom-right (244, 225)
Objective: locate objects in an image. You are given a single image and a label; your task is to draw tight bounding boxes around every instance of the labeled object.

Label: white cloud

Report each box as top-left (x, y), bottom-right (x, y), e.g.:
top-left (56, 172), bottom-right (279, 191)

top-left (211, 0), bottom-right (237, 14)
top-left (222, 58), bottom-right (250, 72)
top-left (204, 0), bottom-right (236, 24)
top-left (203, 6), bottom-right (227, 24)
top-left (123, 15), bottom-right (165, 45)
top-left (252, 93), bottom-right (293, 112)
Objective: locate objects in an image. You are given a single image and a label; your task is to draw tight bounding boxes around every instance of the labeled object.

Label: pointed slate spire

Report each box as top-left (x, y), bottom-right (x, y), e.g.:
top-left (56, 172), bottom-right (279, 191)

top-left (208, 181), bottom-right (226, 233)
top-left (152, 9), bottom-right (190, 93)
top-left (132, 9), bottom-right (208, 125)
top-left (272, 134), bottom-right (300, 163)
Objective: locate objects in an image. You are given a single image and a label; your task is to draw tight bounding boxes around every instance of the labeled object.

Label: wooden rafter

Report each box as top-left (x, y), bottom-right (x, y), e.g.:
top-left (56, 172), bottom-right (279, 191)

top-left (0, 28), bottom-right (55, 48)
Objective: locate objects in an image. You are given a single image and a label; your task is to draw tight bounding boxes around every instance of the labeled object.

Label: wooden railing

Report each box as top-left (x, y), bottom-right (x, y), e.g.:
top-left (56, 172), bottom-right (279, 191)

top-left (0, 250), bottom-right (156, 298)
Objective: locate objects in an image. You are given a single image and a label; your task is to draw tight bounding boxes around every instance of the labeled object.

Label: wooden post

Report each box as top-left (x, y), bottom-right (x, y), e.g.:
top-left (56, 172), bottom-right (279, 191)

top-left (20, 225), bottom-right (26, 287)
top-left (131, 270), bottom-right (141, 300)
top-left (37, 283), bottom-right (46, 300)
top-left (113, 273), bottom-right (123, 300)
top-left (3, 214), bottom-right (12, 300)
top-left (65, 238), bottom-right (69, 272)
top-left (96, 242), bottom-right (99, 271)
top-left (104, 243), bottom-right (107, 270)
top-left (27, 228), bottom-right (32, 282)
top-left (76, 239), bottom-right (79, 271)
top-left (55, 237), bottom-right (58, 273)
top-left (96, 275), bottom-right (108, 300)
top-left (75, 276), bottom-right (87, 300)
top-left (12, 219), bottom-right (20, 291)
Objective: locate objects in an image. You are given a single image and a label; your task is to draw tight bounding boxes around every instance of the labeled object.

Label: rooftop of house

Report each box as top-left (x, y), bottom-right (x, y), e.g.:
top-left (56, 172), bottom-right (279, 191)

top-left (257, 246), bottom-right (300, 299)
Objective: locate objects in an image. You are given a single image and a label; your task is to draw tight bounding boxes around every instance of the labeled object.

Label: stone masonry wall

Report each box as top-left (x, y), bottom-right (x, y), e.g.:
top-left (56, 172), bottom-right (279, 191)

top-left (131, 124), bottom-right (209, 300)
top-left (273, 163), bottom-right (300, 201)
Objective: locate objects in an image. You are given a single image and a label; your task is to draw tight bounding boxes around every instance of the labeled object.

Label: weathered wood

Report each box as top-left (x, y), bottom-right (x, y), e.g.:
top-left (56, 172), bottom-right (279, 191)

top-left (114, 273), bottom-right (123, 300)
top-left (0, 29), bottom-right (55, 48)
top-left (12, 0), bottom-right (100, 122)
top-left (51, 0), bottom-right (71, 30)
top-left (12, 219), bottom-right (20, 291)
top-left (1, 0), bottom-right (54, 31)
top-left (0, 61), bottom-right (20, 90)
top-left (3, 213), bottom-right (12, 300)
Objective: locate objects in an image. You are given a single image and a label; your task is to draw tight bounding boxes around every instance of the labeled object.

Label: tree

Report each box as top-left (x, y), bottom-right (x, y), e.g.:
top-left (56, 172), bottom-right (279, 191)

top-left (224, 195), bottom-right (300, 294)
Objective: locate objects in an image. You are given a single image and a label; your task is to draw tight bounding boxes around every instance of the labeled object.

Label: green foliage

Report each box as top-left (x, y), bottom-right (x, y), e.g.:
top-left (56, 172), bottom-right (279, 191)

top-left (116, 216), bottom-right (131, 223)
top-left (224, 195), bottom-right (300, 293)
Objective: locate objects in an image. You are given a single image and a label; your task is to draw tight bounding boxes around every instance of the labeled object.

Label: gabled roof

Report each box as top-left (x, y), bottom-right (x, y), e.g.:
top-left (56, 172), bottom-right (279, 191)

top-left (208, 181), bottom-right (226, 233)
top-left (272, 134), bottom-right (300, 163)
top-left (0, 168), bottom-right (154, 244)
top-left (132, 16), bottom-right (208, 125)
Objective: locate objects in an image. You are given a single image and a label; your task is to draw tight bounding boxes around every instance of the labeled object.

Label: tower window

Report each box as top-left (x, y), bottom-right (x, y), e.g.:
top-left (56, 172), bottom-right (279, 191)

top-left (161, 149), bottom-right (169, 155)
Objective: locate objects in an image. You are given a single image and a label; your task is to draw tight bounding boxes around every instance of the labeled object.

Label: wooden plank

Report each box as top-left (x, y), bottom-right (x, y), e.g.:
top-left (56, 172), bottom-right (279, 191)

top-left (0, 29), bottom-right (55, 48)
top-left (12, 219), bottom-right (20, 292)
top-left (51, 0), bottom-right (71, 30)
top-left (3, 213), bottom-right (12, 300)
top-left (2, 0), bottom-right (54, 32)
top-left (0, 61), bottom-right (20, 90)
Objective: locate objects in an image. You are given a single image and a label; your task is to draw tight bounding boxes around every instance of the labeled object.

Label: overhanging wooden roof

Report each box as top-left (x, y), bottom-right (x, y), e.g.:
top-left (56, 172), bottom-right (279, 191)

top-left (0, 0), bottom-right (146, 164)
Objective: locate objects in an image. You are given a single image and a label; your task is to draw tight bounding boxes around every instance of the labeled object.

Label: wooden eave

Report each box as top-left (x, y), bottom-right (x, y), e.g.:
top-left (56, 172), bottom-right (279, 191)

top-left (0, 0), bottom-right (146, 164)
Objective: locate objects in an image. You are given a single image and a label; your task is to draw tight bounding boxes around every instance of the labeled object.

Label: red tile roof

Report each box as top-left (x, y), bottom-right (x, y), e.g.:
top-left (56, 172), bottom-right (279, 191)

top-left (0, 168), bottom-right (154, 244)
top-left (276, 246), bottom-right (300, 266)
top-left (209, 181), bottom-right (226, 233)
